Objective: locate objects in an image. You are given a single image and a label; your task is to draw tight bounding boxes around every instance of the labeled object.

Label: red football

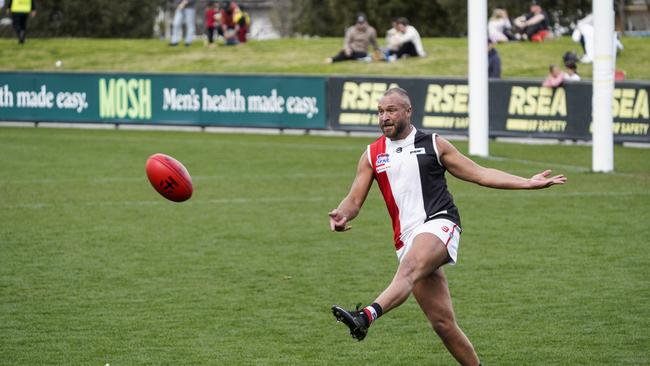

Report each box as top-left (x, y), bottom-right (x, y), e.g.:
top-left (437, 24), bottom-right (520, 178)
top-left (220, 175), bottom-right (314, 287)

top-left (145, 153), bottom-right (193, 202)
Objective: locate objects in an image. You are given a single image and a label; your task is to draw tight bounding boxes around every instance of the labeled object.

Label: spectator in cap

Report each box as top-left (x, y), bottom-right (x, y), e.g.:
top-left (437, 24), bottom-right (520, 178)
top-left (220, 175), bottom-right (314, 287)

top-left (563, 61), bottom-right (580, 81)
top-left (562, 52), bottom-right (580, 81)
top-left (325, 13), bottom-right (380, 63)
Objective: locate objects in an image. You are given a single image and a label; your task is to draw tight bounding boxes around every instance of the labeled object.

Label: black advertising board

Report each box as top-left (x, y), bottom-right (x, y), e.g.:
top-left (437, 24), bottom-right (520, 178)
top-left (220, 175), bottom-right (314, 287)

top-left (327, 76), bottom-right (426, 132)
top-left (327, 76), bottom-right (649, 143)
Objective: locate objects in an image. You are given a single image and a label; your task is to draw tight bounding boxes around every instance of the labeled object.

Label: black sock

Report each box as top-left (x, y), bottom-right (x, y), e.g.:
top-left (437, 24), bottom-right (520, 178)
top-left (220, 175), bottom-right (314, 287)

top-left (371, 303), bottom-right (383, 318)
top-left (360, 302), bottom-right (384, 327)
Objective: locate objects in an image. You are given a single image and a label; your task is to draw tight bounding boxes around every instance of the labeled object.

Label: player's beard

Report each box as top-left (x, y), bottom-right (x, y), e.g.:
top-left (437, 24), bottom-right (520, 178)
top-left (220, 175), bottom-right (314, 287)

top-left (381, 117), bottom-right (408, 139)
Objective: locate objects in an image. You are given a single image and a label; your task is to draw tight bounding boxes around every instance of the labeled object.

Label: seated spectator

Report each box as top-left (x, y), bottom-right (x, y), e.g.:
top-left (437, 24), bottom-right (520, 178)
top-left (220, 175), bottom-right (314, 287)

top-left (385, 17), bottom-right (426, 62)
top-left (488, 8), bottom-right (513, 43)
top-left (571, 13), bottom-right (624, 64)
top-left (234, 5), bottom-right (250, 43)
top-left (325, 14), bottom-right (379, 63)
top-left (383, 19), bottom-right (401, 59)
top-left (513, 2), bottom-right (550, 42)
top-left (488, 39), bottom-right (501, 78)
top-left (543, 64), bottom-right (564, 88)
top-left (220, 1), bottom-right (241, 45)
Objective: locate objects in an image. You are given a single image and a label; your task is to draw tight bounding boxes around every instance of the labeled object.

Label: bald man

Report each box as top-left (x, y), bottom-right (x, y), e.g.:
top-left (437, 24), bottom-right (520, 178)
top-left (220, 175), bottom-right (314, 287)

top-left (329, 87), bottom-right (566, 365)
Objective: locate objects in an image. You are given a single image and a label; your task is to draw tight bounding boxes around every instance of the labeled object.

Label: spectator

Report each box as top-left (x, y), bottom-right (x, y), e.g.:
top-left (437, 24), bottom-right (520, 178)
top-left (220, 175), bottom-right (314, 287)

top-left (383, 19), bottom-right (401, 59)
top-left (220, 1), bottom-right (241, 45)
top-left (325, 13), bottom-right (379, 63)
top-left (235, 5), bottom-right (250, 43)
top-left (488, 8), bottom-right (513, 43)
top-left (542, 64), bottom-right (564, 87)
top-left (170, 0), bottom-right (196, 47)
top-left (563, 61), bottom-right (580, 81)
top-left (571, 13), bottom-right (624, 64)
top-left (205, 1), bottom-right (219, 48)
top-left (513, 2), bottom-right (550, 42)
top-left (559, 52), bottom-right (580, 81)
top-left (6, 0), bottom-right (36, 45)
top-left (488, 39), bottom-right (501, 78)
top-left (385, 17), bottom-right (426, 62)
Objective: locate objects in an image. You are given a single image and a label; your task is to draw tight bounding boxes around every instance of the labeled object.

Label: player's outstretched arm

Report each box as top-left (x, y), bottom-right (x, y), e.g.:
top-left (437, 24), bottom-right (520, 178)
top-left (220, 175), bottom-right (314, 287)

top-left (329, 151), bottom-right (374, 231)
top-left (437, 136), bottom-right (567, 189)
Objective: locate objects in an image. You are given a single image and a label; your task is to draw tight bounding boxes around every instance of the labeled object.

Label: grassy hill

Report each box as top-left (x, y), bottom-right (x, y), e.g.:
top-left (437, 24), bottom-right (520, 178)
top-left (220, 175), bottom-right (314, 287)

top-left (1, 37), bottom-right (649, 81)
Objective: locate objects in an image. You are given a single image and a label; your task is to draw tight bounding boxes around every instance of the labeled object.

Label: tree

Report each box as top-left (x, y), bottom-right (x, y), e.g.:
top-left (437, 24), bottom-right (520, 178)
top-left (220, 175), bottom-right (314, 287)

top-left (1, 0), bottom-right (163, 38)
top-left (273, 0), bottom-right (593, 37)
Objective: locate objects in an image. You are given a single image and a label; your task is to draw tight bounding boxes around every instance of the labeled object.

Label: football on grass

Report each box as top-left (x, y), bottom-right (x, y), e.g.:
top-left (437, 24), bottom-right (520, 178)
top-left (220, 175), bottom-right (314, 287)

top-left (145, 153), bottom-right (193, 202)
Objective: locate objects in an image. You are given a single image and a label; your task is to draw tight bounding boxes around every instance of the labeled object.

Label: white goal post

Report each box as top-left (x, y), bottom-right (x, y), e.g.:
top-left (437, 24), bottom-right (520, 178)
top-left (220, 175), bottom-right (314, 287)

top-left (468, 0), bottom-right (489, 157)
top-left (592, 0), bottom-right (615, 172)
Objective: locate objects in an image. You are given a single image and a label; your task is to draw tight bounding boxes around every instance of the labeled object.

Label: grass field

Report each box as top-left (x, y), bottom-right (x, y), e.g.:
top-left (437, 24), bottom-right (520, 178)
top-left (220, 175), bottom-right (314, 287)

top-left (1, 126), bottom-right (649, 365)
top-left (1, 37), bottom-right (650, 80)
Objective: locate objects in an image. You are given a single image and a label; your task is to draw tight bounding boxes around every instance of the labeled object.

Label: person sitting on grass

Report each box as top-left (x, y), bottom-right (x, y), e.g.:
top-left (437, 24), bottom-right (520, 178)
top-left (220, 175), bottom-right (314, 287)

top-left (513, 1), bottom-right (550, 42)
top-left (220, 1), bottom-right (241, 46)
top-left (488, 8), bottom-right (514, 43)
top-left (325, 13), bottom-right (379, 63)
top-left (383, 19), bottom-right (401, 59)
top-left (384, 17), bottom-right (426, 62)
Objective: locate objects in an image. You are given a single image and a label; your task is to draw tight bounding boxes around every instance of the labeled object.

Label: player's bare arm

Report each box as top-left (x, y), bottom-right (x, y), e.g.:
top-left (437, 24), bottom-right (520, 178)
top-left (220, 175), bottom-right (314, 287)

top-left (329, 151), bottom-right (374, 232)
top-left (436, 136), bottom-right (567, 189)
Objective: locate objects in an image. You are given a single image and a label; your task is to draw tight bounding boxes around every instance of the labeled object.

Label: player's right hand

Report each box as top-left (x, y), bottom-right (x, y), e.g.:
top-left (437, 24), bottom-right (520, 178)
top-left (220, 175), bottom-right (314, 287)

top-left (329, 209), bottom-right (351, 232)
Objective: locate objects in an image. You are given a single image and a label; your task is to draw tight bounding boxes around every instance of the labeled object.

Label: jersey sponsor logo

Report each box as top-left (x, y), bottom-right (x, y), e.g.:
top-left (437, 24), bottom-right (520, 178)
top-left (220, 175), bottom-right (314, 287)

top-left (376, 153), bottom-right (390, 166)
top-left (396, 147), bottom-right (402, 153)
top-left (410, 147), bottom-right (425, 155)
top-left (442, 226), bottom-right (449, 233)
top-left (376, 153), bottom-right (390, 173)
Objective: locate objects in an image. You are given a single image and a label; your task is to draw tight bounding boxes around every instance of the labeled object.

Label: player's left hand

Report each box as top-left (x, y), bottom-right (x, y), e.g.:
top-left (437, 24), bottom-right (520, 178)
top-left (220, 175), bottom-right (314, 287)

top-left (528, 170), bottom-right (567, 189)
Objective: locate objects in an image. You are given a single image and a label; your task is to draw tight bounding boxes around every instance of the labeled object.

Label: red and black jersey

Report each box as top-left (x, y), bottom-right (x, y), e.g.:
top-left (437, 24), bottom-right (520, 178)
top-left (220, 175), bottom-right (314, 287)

top-left (367, 128), bottom-right (460, 250)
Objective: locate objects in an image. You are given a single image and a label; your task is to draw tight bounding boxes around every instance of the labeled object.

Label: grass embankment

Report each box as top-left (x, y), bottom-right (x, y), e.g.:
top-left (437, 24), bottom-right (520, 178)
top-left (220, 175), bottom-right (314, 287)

top-left (0, 37), bottom-right (648, 80)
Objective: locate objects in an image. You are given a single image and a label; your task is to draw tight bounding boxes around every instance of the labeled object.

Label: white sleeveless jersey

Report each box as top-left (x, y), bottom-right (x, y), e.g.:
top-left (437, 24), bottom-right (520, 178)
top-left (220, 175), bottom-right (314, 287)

top-left (367, 127), bottom-right (460, 251)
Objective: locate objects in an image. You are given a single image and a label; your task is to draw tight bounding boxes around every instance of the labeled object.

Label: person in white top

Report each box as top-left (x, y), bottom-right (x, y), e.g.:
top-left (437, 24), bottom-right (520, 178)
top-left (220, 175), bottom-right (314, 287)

top-left (571, 13), bottom-right (624, 64)
top-left (488, 8), bottom-right (513, 43)
top-left (385, 17), bottom-right (426, 62)
top-left (383, 19), bottom-right (401, 56)
top-left (563, 61), bottom-right (580, 81)
top-left (330, 87), bottom-right (566, 365)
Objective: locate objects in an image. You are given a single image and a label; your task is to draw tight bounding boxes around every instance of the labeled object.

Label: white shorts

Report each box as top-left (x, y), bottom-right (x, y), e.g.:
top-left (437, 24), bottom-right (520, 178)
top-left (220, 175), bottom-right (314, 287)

top-left (395, 219), bottom-right (461, 265)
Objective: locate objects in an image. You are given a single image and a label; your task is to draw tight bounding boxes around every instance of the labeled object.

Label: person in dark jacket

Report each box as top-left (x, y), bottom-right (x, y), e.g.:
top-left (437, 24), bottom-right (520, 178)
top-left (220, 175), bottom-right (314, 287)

top-left (488, 39), bottom-right (501, 78)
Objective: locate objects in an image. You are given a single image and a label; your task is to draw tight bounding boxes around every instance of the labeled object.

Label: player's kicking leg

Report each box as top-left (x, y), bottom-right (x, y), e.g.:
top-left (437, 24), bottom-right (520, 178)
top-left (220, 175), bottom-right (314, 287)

top-left (332, 232), bottom-right (450, 341)
top-left (413, 267), bottom-right (480, 366)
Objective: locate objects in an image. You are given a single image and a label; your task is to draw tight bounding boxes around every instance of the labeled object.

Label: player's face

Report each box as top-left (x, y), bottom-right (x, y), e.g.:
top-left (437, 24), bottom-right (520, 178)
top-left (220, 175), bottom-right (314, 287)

top-left (377, 94), bottom-right (412, 140)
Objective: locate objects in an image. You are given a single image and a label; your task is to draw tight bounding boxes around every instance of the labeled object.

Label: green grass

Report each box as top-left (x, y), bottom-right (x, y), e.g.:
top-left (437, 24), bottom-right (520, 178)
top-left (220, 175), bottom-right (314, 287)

top-left (1, 126), bottom-right (649, 365)
top-left (0, 37), bottom-right (649, 80)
